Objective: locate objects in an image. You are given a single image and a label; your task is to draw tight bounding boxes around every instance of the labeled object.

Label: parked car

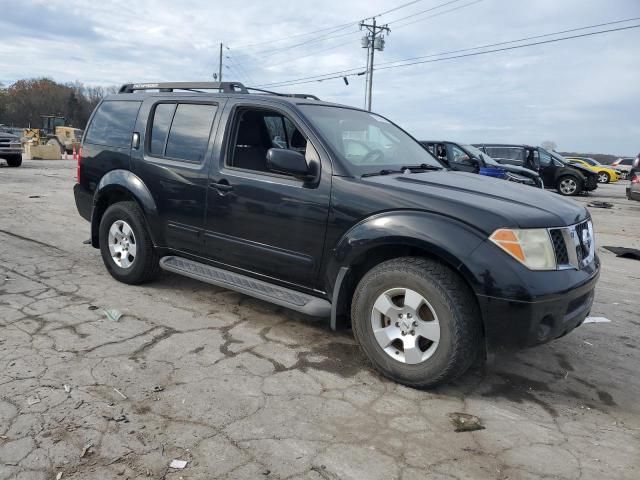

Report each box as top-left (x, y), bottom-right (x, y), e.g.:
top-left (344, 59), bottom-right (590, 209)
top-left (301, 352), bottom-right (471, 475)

top-left (421, 141), bottom-right (543, 188)
top-left (611, 157), bottom-right (635, 179)
top-left (74, 81), bottom-right (600, 388)
top-left (474, 144), bottom-right (598, 196)
top-left (564, 157), bottom-right (619, 184)
top-left (0, 131), bottom-right (23, 167)
top-left (627, 173), bottom-right (640, 201)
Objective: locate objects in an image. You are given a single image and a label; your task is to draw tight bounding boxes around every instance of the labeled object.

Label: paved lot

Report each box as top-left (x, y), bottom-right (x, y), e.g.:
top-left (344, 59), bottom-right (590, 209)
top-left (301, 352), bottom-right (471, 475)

top-left (1, 159), bottom-right (639, 480)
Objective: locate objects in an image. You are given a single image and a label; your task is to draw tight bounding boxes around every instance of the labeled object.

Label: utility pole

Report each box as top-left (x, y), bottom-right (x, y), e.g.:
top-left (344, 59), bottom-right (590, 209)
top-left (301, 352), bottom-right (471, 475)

top-left (360, 18), bottom-right (389, 111)
top-left (218, 42), bottom-right (223, 82)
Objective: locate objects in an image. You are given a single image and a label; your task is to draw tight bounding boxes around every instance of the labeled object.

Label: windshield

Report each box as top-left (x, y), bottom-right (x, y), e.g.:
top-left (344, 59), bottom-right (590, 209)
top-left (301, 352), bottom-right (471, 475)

top-left (461, 144), bottom-right (501, 166)
top-left (299, 105), bottom-right (442, 174)
top-left (549, 150), bottom-right (570, 167)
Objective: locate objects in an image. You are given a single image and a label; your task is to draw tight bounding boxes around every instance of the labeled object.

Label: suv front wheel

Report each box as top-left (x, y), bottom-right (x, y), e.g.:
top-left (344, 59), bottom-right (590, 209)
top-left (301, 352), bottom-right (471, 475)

top-left (557, 175), bottom-right (582, 196)
top-left (99, 201), bottom-right (160, 284)
top-left (351, 257), bottom-right (482, 388)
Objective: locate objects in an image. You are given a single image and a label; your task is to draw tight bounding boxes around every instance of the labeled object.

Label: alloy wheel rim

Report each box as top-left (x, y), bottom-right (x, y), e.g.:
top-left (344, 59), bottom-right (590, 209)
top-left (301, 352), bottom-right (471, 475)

top-left (370, 287), bottom-right (441, 364)
top-left (598, 173), bottom-right (608, 183)
top-left (108, 220), bottom-right (137, 269)
top-left (560, 178), bottom-right (577, 194)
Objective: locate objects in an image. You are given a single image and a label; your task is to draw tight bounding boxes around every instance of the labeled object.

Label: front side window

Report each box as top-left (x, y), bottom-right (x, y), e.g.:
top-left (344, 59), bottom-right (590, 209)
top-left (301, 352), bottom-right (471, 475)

top-left (447, 144), bottom-right (470, 164)
top-left (299, 105), bottom-right (441, 175)
top-left (228, 107), bottom-right (315, 175)
top-left (85, 101), bottom-right (141, 148)
top-left (538, 149), bottom-right (552, 167)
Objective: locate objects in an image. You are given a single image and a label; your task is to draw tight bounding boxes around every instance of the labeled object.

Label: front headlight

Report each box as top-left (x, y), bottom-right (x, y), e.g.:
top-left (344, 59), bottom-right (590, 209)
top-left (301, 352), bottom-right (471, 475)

top-left (489, 228), bottom-right (556, 270)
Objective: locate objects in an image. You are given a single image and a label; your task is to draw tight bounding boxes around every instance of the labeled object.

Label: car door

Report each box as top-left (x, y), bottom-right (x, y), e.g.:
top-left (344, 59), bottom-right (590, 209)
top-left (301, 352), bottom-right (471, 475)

top-left (203, 101), bottom-right (331, 289)
top-left (132, 97), bottom-right (223, 256)
top-left (536, 148), bottom-right (556, 187)
top-left (446, 143), bottom-right (477, 173)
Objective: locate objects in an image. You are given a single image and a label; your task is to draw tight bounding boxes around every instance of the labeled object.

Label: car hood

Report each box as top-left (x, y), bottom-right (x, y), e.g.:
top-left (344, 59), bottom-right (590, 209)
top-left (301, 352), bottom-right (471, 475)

top-left (567, 163), bottom-right (597, 177)
top-left (0, 132), bottom-right (19, 140)
top-left (360, 171), bottom-right (589, 233)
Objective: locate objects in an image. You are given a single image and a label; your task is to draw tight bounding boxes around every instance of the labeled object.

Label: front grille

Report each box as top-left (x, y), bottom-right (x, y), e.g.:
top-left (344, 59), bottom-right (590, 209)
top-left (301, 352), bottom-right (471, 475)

top-left (549, 220), bottom-right (594, 270)
top-left (550, 229), bottom-right (569, 265)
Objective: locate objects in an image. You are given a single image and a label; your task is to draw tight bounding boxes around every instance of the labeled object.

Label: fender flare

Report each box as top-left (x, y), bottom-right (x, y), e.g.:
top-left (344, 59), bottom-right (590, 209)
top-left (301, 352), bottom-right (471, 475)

top-left (325, 210), bottom-right (487, 329)
top-left (91, 170), bottom-right (160, 247)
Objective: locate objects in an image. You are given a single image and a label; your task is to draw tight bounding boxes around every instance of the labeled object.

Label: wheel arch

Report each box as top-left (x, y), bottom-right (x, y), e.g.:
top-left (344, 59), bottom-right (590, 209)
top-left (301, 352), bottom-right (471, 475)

top-left (91, 170), bottom-right (159, 248)
top-left (327, 211), bottom-right (486, 332)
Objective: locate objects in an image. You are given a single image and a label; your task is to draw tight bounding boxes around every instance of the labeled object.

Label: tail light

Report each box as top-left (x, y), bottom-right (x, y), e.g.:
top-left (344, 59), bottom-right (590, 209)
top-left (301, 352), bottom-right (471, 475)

top-left (632, 174), bottom-right (639, 184)
top-left (76, 146), bottom-right (83, 183)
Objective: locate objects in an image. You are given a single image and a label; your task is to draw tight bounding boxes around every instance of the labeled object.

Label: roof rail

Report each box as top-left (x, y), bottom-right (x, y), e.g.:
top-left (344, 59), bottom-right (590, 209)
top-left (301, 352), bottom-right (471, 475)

top-left (118, 82), bottom-right (248, 94)
top-left (245, 87), bottom-right (320, 101)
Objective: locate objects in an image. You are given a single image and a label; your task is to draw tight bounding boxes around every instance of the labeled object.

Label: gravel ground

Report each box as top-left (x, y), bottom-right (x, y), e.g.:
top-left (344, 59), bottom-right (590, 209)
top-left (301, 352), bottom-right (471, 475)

top-left (1, 159), bottom-right (639, 480)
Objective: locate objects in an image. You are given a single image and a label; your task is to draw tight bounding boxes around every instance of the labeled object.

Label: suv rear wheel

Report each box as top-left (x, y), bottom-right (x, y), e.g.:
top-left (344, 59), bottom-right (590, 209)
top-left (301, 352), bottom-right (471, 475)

top-left (351, 257), bottom-right (481, 388)
top-left (99, 201), bottom-right (160, 284)
top-left (557, 175), bottom-right (582, 196)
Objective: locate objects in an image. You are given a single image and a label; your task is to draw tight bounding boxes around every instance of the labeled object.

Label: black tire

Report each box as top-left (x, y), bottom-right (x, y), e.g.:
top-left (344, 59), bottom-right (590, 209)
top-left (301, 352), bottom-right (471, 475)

top-left (597, 171), bottom-right (610, 184)
top-left (6, 155), bottom-right (22, 167)
top-left (99, 201), bottom-right (160, 285)
top-left (351, 257), bottom-right (482, 388)
top-left (556, 175), bottom-right (582, 196)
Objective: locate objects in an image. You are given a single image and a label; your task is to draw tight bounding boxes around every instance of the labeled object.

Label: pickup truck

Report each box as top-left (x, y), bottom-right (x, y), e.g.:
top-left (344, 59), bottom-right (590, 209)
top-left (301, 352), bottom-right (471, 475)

top-left (0, 131), bottom-right (23, 167)
top-left (73, 82), bottom-right (600, 387)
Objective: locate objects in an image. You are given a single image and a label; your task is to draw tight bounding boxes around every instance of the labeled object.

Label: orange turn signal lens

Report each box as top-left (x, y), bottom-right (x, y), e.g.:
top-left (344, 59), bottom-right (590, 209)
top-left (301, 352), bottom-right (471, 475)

top-left (490, 229), bottom-right (525, 262)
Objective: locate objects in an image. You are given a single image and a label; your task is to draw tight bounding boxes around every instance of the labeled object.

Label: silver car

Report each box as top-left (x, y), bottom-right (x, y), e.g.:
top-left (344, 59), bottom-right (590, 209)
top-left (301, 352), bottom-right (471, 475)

top-left (627, 172), bottom-right (640, 201)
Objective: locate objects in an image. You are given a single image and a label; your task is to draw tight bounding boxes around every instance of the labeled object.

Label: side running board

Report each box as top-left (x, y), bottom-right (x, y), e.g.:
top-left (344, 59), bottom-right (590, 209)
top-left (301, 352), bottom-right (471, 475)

top-left (159, 256), bottom-right (331, 317)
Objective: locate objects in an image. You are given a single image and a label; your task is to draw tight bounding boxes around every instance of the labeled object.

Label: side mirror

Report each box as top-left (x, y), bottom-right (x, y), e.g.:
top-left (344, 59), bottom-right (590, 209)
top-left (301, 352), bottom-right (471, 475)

top-left (459, 155), bottom-right (479, 167)
top-left (266, 148), bottom-right (311, 178)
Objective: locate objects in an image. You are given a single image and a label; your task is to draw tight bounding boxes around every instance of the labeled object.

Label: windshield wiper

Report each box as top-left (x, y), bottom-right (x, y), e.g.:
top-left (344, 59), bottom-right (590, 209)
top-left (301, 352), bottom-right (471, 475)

top-left (361, 169), bottom-right (404, 177)
top-left (401, 164), bottom-right (443, 171)
top-left (361, 164), bottom-right (443, 178)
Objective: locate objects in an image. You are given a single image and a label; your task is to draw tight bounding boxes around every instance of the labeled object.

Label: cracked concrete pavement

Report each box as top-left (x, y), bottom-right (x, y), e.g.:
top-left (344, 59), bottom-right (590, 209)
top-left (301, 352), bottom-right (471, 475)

top-left (1, 159), bottom-right (639, 479)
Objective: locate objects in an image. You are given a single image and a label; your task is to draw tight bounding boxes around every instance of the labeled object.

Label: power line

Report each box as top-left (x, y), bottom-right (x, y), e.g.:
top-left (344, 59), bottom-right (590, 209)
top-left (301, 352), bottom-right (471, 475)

top-left (389, 0), bottom-right (483, 29)
top-left (374, 0), bottom-right (428, 18)
top-left (385, 0), bottom-right (467, 24)
top-left (254, 22), bottom-right (640, 88)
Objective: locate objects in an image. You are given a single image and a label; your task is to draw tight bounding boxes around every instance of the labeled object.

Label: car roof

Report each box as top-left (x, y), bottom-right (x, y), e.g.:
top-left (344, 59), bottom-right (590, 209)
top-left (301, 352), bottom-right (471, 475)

top-left (473, 143), bottom-right (535, 148)
top-left (104, 90), bottom-right (353, 111)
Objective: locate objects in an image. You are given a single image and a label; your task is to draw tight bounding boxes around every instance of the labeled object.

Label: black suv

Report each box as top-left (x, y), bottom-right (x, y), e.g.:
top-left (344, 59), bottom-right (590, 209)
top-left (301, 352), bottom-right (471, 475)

top-left (74, 82), bottom-right (600, 387)
top-left (474, 144), bottom-right (598, 196)
top-left (421, 141), bottom-right (543, 188)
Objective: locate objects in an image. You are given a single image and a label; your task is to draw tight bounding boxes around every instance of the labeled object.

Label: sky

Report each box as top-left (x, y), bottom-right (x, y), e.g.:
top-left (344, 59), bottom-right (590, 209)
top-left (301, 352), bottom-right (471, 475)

top-left (1, 0), bottom-right (639, 155)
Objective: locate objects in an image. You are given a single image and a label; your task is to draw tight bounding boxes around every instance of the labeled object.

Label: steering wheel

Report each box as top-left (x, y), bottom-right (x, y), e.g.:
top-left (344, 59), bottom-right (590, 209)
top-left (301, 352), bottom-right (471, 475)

top-left (344, 139), bottom-right (385, 164)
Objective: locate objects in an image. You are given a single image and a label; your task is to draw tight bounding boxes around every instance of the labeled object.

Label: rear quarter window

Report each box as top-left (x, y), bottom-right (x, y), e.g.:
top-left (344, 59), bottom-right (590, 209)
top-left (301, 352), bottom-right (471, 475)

top-left (85, 101), bottom-right (141, 148)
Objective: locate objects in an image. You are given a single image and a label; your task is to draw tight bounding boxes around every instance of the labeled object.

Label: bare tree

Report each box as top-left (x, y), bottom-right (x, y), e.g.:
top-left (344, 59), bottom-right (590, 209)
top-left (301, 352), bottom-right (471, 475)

top-left (541, 140), bottom-right (558, 151)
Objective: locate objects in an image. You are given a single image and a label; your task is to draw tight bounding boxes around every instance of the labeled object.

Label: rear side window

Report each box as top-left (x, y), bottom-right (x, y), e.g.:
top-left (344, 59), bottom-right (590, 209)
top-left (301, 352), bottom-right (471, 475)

top-left (85, 101), bottom-right (141, 148)
top-left (148, 103), bottom-right (217, 162)
top-left (486, 147), bottom-right (525, 165)
top-left (149, 103), bottom-right (176, 155)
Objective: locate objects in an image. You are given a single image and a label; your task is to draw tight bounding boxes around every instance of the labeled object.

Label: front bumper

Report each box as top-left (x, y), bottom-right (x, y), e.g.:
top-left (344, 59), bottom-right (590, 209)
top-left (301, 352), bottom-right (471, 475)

top-left (0, 148), bottom-right (22, 157)
top-left (476, 258), bottom-right (600, 351)
top-left (465, 235), bottom-right (600, 352)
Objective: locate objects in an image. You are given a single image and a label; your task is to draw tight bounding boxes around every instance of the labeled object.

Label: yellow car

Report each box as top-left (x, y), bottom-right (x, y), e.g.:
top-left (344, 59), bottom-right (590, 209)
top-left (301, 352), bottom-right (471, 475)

top-left (565, 157), bottom-right (619, 183)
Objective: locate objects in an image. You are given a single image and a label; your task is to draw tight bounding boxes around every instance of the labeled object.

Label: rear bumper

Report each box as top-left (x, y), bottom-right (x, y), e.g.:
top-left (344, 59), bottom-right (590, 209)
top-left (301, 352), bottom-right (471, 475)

top-left (74, 183), bottom-right (93, 222)
top-left (476, 258), bottom-right (600, 352)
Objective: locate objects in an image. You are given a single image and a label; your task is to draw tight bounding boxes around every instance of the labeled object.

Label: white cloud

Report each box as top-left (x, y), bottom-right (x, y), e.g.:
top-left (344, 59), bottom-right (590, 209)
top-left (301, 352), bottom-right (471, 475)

top-left (0, 0), bottom-right (639, 153)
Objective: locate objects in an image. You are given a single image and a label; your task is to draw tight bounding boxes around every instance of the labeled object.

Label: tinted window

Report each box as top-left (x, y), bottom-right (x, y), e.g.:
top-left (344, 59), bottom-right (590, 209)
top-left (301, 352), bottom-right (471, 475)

top-left (85, 101), bottom-right (141, 148)
top-left (539, 149), bottom-right (552, 166)
top-left (165, 104), bottom-right (217, 162)
top-left (149, 103), bottom-right (176, 155)
top-left (486, 147), bottom-right (525, 165)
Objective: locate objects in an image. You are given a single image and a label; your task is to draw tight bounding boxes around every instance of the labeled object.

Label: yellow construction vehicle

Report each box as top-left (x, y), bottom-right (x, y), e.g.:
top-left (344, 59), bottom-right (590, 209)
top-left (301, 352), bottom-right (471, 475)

top-left (24, 115), bottom-right (83, 154)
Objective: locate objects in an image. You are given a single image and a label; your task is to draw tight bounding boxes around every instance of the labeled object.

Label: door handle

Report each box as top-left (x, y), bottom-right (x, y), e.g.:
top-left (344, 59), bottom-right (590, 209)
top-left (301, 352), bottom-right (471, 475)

top-left (210, 180), bottom-right (233, 192)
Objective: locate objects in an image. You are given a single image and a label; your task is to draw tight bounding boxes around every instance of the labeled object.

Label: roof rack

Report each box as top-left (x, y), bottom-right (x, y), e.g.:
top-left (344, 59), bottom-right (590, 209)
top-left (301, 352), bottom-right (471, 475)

top-left (118, 82), bottom-right (249, 94)
top-left (117, 82), bottom-right (321, 100)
